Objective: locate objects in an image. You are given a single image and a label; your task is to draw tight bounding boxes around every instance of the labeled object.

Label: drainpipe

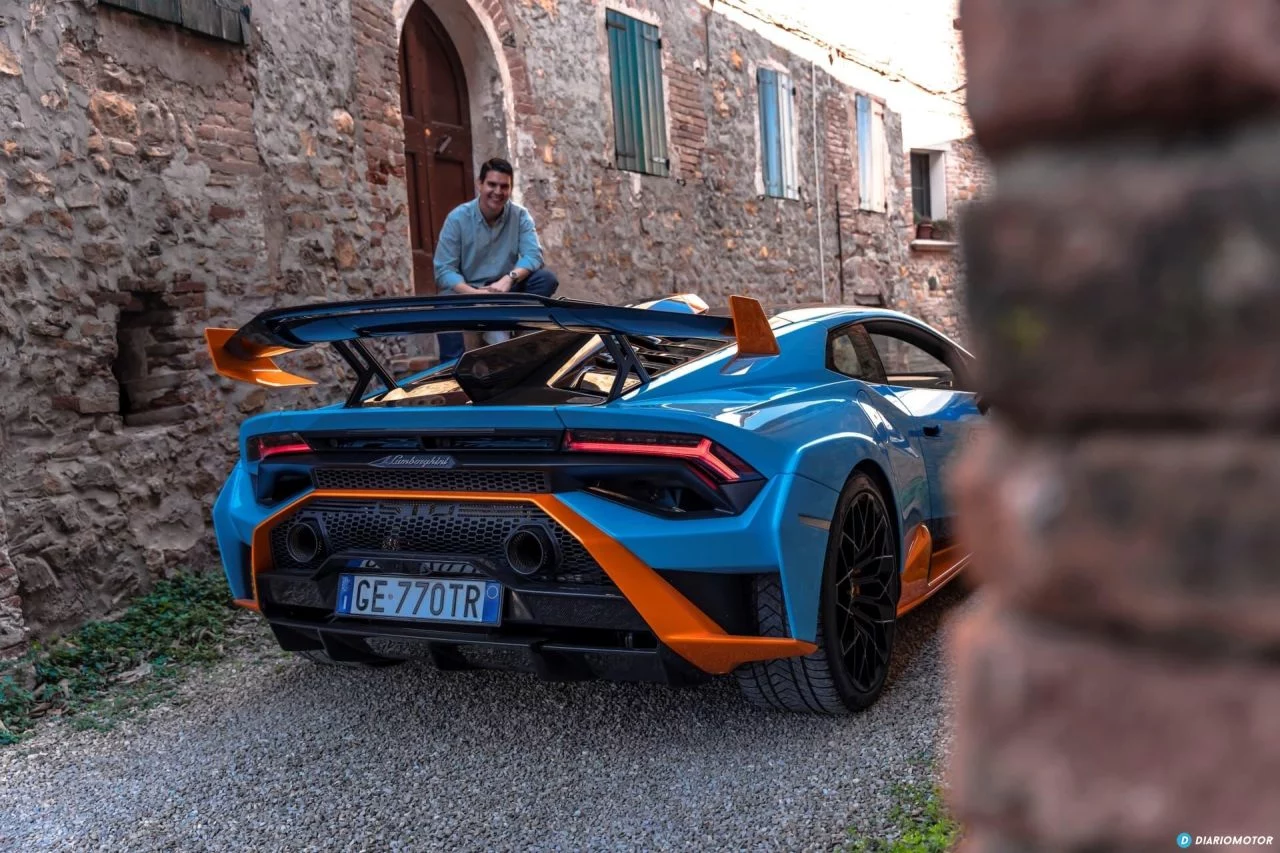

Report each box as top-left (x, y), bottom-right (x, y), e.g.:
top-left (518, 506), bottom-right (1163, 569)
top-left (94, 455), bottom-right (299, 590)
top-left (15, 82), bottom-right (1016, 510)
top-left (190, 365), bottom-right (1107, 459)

top-left (811, 62), bottom-right (826, 303)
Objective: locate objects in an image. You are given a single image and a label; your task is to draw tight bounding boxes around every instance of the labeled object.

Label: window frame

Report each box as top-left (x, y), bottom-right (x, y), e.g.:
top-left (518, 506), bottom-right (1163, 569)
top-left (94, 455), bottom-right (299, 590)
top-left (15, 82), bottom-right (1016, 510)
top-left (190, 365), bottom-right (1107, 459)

top-left (910, 152), bottom-right (932, 219)
top-left (605, 8), bottom-right (671, 178)
top-left (910, 148), bottom-right (948, 222)
top-left (861, 319), bottom-right (976, 392)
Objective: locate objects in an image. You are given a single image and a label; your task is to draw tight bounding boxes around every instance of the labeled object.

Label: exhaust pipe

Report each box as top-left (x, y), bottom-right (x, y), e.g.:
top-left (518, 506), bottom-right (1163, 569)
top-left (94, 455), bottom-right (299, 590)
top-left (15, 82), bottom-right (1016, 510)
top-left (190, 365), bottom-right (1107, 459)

top-left (504, 525), bottom-right (561, 577)
top-left (285, 519), bottom-right (323, 565)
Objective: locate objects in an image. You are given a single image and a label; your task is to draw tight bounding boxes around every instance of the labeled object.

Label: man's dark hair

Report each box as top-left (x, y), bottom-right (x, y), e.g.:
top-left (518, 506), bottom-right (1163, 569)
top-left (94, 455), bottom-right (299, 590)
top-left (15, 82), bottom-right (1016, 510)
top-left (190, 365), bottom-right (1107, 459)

top-left (478, 157), bottom-right (514, 182)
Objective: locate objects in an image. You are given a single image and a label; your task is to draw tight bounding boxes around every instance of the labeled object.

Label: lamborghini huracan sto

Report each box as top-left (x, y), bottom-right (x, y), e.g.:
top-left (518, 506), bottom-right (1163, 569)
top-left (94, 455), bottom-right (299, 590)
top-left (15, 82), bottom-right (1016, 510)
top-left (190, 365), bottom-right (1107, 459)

top-left (206, 293), bottom-right (983, 713)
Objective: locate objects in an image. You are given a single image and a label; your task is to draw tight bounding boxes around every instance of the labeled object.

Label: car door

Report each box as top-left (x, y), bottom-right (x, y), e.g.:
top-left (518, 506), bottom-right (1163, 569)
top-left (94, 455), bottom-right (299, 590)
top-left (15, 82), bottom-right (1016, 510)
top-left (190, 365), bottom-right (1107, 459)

top-left (860, 320), bottom-right (982, 581)
top-left (826, 324), bottom-right (931, 544)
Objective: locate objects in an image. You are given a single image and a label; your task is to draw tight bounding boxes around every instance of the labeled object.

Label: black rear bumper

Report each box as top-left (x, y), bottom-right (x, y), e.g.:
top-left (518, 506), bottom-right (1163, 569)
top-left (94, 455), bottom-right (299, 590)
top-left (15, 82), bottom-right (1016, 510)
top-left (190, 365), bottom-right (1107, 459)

top-left (258, 566), bottom-right (759, 685)
top-left (268, 616), bottom-right (710, 685)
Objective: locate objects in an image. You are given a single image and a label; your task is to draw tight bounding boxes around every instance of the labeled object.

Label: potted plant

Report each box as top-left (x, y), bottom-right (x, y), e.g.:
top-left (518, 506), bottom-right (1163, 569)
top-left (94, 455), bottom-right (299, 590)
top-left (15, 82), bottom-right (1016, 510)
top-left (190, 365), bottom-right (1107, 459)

top-left (914, 214), bottom-right (935, 240)
top-left (930, 218), bottom-right (955, 241)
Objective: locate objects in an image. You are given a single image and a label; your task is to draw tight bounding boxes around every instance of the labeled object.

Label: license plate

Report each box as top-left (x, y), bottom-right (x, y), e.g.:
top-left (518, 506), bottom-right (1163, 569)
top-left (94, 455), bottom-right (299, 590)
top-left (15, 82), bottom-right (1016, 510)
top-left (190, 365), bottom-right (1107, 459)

top-left (336, 575), bottom-right (501, 625)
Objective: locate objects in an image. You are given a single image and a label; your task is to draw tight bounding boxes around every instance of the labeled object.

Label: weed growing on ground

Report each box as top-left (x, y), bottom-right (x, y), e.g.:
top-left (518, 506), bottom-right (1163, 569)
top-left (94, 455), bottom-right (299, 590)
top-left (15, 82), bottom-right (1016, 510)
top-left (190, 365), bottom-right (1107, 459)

top-left (0, 572), bottom-right (256, 744)
top-left (846, 776), bottom-right (963, 852)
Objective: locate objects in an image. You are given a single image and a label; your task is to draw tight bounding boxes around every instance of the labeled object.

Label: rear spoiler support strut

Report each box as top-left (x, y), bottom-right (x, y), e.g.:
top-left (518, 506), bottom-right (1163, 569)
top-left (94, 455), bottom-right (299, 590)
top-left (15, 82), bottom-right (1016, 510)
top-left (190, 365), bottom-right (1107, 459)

top-left (333, 339), bottom-right (402, 408)
top-left (600, 333), bottom-right (653, 402)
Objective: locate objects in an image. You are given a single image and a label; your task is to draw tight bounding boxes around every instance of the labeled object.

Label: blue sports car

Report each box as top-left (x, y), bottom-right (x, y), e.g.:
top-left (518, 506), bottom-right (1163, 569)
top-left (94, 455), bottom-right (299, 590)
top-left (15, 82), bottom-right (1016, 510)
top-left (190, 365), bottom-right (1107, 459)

top-left (205, 292), bottom-right (983, 713)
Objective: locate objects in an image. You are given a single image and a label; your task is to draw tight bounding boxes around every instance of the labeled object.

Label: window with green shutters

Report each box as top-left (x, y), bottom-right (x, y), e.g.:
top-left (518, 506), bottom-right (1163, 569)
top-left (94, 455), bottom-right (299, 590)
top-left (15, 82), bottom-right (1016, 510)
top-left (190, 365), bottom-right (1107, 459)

top-left (756, 68), bottom-right (798, 199)
top-left (606, 9), bottom-right (670, 177)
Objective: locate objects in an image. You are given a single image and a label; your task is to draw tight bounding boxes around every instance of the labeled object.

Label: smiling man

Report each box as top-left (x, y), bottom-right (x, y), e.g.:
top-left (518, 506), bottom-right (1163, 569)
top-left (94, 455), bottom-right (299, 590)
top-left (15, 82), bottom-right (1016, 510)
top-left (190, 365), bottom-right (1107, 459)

top-left (431, 157), bottom-right (559, 362)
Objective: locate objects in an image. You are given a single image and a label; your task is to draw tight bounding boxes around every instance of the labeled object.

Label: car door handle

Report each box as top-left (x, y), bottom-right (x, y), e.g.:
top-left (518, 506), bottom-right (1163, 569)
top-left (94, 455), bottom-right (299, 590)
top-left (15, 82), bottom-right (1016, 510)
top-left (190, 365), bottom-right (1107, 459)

top-left (923, 425), bottom-right (942, 437)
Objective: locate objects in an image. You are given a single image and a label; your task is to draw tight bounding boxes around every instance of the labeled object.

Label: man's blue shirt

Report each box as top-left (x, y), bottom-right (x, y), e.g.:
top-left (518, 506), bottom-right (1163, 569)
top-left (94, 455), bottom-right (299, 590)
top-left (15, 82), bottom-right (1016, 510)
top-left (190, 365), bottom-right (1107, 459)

top-left (432, 199), bottom-right (544, 291)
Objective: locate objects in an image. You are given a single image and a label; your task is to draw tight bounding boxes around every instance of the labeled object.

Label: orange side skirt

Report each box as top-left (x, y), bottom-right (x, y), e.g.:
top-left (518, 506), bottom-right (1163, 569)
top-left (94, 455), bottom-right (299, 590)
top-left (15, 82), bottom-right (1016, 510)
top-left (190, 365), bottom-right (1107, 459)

top-left (248, 490), bottom-right (816, 675)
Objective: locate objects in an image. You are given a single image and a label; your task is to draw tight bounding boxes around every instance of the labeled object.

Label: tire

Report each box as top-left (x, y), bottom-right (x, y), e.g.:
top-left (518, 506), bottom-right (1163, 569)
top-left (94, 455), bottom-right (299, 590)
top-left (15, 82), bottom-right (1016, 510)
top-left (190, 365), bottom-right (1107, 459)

top-left (296, 649), bottom-right (403, 669)
top-left (736, 470), bottom-right (900, 713)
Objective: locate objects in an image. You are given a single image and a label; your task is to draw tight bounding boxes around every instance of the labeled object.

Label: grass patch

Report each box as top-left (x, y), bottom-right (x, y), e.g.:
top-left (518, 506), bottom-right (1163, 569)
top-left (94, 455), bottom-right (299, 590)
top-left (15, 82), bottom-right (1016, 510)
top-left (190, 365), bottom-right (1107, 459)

top-left (846, 777), bottom-right (963, 853)
top-left (0, 571), bottom-right (257, 744)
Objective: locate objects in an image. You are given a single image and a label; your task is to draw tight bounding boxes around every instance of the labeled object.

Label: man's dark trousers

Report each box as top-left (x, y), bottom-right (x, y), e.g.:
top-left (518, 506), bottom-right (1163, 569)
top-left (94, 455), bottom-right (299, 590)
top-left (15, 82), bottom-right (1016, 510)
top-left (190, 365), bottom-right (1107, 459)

top-left (437, 268), bottom-right (560, 363)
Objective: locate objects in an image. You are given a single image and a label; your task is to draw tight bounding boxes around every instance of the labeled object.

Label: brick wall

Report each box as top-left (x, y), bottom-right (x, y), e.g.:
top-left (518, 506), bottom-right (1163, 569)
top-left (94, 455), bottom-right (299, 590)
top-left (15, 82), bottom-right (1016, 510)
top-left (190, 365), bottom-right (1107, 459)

top-left (0, 0), bottom-right (409, 650)
top-left (948, 0), bottom-right (1280, 848)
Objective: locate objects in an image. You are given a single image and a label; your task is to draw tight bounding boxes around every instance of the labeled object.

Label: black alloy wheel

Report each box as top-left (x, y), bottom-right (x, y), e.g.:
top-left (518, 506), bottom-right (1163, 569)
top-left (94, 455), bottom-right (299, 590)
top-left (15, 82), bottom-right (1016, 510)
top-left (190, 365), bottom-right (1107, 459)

top-left (827, 480), bottom-right (899, 705)
top-left (736, 470), bottom-right (900, 713)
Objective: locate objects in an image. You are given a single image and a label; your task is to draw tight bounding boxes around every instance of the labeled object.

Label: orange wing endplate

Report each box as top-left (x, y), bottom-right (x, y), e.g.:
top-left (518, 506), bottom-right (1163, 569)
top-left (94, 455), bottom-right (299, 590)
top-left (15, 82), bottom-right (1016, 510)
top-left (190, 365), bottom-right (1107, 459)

top-left (729, 295), bottom-right (780, 357)
top-left (204, 328), bottom-right (316, 388)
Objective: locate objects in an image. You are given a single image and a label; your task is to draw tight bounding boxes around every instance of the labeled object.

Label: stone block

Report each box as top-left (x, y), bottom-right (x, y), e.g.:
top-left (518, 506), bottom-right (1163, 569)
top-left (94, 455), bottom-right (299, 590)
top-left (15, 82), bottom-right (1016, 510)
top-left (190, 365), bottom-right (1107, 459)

top-left (951, 426), bottom-right (1280, 652)
top-left (64, 182), bottom-right (101, 209)
top-left (962, 0), bottom-right (1280, 153)
top-left (950, 602), bottom-right (1280, 851)
top-left (962, 123), bottom-right (1280, 428)
top-left (88, 92), bottom-right (139, 138)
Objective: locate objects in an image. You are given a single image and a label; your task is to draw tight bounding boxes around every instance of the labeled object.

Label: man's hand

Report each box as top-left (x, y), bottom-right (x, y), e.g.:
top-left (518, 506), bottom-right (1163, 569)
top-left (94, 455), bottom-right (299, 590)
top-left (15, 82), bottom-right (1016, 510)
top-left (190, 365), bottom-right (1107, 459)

top-left (486, 273), bottom-right (515, 293)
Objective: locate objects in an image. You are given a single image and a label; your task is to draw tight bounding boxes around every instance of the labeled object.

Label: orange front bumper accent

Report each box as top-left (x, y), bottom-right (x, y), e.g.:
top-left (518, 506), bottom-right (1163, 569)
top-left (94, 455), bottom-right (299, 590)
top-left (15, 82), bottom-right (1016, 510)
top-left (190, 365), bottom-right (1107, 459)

top-left (249, 490), bottom-right (816, 674)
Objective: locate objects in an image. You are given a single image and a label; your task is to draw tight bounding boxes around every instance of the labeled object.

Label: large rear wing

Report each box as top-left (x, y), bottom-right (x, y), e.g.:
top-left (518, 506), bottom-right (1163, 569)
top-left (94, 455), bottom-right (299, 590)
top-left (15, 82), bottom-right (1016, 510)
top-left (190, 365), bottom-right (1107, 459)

top-left (204, 293), bottom-right (779, 403)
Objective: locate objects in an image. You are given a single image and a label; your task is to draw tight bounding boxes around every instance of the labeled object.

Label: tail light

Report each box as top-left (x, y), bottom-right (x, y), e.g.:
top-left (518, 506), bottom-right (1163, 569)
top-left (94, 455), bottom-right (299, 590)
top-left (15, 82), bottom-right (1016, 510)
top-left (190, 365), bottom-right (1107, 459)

top-left (247, 432), bottom-right (312, 462)
top-left (563, 429), bottom-right (758, 484)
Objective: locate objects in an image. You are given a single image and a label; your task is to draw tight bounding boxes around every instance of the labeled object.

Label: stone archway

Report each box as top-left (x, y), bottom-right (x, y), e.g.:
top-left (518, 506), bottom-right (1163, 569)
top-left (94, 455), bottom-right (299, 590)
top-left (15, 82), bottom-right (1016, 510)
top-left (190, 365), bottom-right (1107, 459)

top-left (392, 0), bottom-right (532, 187)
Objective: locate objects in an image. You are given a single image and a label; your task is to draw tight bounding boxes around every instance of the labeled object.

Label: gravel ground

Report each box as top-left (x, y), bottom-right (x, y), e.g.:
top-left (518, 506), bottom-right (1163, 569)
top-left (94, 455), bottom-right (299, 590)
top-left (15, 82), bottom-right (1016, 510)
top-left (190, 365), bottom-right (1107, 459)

top-left (0, 583), bottom-right (971, 853)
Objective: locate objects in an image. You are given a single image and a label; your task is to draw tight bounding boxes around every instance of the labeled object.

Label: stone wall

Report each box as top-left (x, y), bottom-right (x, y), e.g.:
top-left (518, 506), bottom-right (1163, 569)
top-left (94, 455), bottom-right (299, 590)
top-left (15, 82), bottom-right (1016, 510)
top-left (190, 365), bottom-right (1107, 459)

top-left (500, 0), bottom-right (908, 311)
top-left (0, 0), bottom-right (408, 651)
top-left (0, 0), bottom-right (912, 649)
top-left (899, 135), bottom-right (992, 344)
top-left (949, 0), bottom-right (1280, 848)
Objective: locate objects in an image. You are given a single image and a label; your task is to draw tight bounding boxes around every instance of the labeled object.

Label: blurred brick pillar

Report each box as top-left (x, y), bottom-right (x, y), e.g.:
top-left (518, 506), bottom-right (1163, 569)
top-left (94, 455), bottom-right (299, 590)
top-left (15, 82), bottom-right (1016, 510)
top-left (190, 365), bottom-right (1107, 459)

top-left (947, 0), bottom-right (1280, 850)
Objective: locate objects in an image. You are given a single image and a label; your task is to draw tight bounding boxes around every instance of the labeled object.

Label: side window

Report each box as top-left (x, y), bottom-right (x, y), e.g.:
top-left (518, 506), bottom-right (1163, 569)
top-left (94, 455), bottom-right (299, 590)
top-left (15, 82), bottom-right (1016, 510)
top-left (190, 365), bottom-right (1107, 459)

top-left (869, 332), bottom-right (955, 389)
top-left (827, 326), bottom-right (884, 381)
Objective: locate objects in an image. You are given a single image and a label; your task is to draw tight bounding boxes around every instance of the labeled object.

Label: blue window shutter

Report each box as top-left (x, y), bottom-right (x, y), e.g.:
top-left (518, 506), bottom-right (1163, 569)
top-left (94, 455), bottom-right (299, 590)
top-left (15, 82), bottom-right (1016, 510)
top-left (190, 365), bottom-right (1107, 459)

top-left (856, 94), bottom-right (872, 208)
top-left (757, 68), bottom-right (783, 197)
top-left (607, 11), bottom-right (668, 177)
top-left (779, 73), bottom-right (797, 198)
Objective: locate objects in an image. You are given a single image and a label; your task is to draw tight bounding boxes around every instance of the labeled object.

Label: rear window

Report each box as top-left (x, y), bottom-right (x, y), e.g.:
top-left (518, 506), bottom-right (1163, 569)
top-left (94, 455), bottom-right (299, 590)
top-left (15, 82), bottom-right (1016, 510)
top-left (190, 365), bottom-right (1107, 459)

top-left (364, 330), bottom-right (727, 407)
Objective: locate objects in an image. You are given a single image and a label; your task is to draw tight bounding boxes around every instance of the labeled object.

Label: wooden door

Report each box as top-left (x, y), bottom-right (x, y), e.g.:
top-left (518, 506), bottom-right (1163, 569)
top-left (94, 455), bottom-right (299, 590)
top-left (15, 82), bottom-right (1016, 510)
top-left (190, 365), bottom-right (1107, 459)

top-left (399, 2), bottom-right (474, 295)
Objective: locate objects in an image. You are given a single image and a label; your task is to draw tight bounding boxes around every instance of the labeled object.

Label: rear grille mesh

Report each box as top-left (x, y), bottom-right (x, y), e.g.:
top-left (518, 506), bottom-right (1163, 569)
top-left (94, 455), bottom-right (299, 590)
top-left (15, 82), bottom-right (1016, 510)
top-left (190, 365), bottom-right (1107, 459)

top-left (269, 499), bottom-right (611, 587)
top-left (313, 468), bottom-right (550, 493)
